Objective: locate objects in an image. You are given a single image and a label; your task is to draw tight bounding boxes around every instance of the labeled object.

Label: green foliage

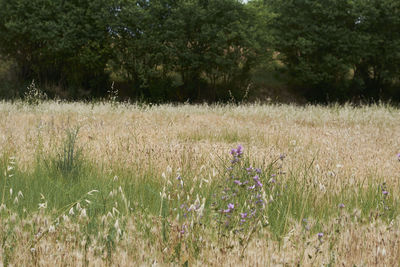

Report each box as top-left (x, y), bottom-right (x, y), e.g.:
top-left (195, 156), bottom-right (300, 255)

top-left (267, 0), bottom-right (400, 102)
top-left (110, 0), bottom-right (268, 102)
top-left (0, 0), bottom-right (113, 97)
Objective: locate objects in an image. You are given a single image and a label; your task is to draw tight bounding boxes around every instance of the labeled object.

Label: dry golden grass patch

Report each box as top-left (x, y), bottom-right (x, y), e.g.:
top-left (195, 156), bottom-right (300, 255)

top-left (1, 101), bottom-right (400, 266)
top-left (1, 102), bottom-right (399, 187)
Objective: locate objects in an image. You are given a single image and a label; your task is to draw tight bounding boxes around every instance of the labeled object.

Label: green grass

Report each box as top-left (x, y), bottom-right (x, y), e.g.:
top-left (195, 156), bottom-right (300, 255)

top-left (1, 148), bottom-right (397, 240)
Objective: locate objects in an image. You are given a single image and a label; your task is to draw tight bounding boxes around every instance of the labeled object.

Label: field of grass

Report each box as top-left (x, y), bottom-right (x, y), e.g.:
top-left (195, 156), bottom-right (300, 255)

top-left (1, 101), bottom-right (400, 266)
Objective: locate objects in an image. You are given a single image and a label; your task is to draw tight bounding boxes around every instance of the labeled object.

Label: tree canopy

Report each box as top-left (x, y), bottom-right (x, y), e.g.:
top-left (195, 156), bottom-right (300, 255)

top-left (0, 0), bottom-right (399, 102)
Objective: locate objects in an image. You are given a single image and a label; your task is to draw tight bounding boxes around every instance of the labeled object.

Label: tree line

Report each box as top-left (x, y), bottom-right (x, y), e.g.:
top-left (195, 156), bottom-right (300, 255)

top-left (0, 0), bottom-right (399, 103)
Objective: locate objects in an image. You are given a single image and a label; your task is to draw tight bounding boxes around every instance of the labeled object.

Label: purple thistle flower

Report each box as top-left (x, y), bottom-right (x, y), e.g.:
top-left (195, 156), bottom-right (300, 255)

top-left (338, 203), bottom-right (345, 209)
top-left (236, 145), bottom-right (243, 156)
top-left (253, 175), bottom-right (263, 187)
top-left (234, 180), bottom-right (242, 185)
top-left (382, 190), bottom-right (389, 196)
top-left (255, 199), bottom-right (263, 205)
top-left (223, 203), bottom-right (235, 213)
top-left (317, 232), bottom-right (323, 238)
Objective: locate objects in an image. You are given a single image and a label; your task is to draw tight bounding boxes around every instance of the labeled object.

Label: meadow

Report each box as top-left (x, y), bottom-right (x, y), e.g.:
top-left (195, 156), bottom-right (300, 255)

top-left (0, 100), bottom-right (400, 266)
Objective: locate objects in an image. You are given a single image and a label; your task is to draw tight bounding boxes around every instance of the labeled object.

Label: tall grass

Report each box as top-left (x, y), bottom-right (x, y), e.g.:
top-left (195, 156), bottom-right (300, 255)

top-left (0, 101), bottom-right (400, 265)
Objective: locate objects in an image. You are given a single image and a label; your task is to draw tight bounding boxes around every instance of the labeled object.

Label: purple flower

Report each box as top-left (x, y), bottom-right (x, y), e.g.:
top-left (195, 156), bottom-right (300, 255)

top-left (255, 199), bottom-right (263, 205)
top-left (234, 180), bottom-right (242, 185)
top-left (279, 153), bottom-right (286, 160)
top-left (253, 175), bottom-right (263, 188)
top-left (382, 190), bottom-right (389, 196)
top-left (338, 203), bottom-right (345, 209)
top-left (255, 168), bottom-right (262, 174)
top-left (397, 153), bottom-right (400, 161)
top-left (248, 185), bottom-right (255, 190)
top-left (236, 145), bottom-right (243, 156)
top-left (240, 212), bottom-right (247, 218)
top-left (223, 203), bottom-right (234, 213)
top-left (176, 176), bottom-right (182, 180)
top-left (318, 232), bottom-right (323, 238)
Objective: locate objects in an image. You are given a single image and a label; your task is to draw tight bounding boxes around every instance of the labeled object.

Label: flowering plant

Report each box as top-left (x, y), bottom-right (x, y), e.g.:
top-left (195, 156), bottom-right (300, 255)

top-left (212, 145), bottom-right (271, 254)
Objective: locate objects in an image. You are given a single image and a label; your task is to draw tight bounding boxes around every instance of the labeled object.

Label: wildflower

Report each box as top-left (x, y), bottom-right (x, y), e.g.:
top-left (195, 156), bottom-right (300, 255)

top-left (253, 175), bottom-right (263, 188)
top-left (233, 180), bottom-right (242, 185)
top-left (223, 203), bottom-right (234, 213)
top-left (382, 190), bottom-right (389, 196)
top-left (318, 232), bottom-right (323, 238)
top-left (279, 153), bottom-right (286, 160)
top-left (255, 168), bottom-right (262, 174)
top-left (236, 145), bottom-right (243, 156)
top-left (339, 203), bottom-right (345, 209)
top-left (240, 212), bottom-right (247, 219)
top-left (397, 153), bottom-right (400, 161)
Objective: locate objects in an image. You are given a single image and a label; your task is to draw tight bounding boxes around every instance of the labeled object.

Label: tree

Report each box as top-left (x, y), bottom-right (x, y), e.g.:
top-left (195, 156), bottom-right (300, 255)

top-left (111, 0), bottom-right (267, 102)
top-left (0, 0), bottom-right (113, 97)
top-left (267, 0), bottom-right (358, 101)
top-left (267, 0), bottom-right (400, 102)
top-left (351, 0), bottom-right (400, 99)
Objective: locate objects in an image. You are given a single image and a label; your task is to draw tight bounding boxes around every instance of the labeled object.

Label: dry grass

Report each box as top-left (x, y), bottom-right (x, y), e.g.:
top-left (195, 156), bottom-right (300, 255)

top-left (1, 101), bottom-right (400, 266)
top-left (1, 102), bottom-right (399, 186)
